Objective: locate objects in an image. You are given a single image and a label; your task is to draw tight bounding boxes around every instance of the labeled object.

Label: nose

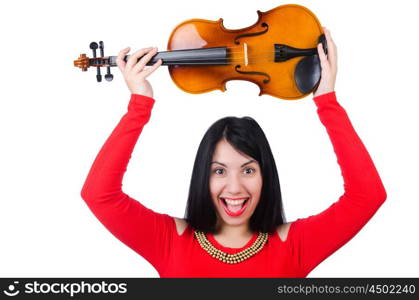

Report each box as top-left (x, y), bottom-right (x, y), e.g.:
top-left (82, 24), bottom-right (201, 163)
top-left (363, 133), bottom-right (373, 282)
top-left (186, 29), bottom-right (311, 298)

top-left (225, 173), bottom-right (243, 195)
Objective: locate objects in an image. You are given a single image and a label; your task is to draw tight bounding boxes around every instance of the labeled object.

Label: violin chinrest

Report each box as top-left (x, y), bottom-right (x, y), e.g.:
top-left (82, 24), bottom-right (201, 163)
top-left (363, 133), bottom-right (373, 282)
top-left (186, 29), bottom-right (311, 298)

top-left (294, 34), bottom-right (327, 94)
top-left (294, 55), bottom-right (321, 94)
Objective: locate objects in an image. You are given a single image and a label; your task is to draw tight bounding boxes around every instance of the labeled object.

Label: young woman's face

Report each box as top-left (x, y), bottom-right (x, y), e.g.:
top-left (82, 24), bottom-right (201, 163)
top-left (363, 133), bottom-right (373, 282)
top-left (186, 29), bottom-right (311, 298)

top-left (210, 139), bottom-right (263, 227)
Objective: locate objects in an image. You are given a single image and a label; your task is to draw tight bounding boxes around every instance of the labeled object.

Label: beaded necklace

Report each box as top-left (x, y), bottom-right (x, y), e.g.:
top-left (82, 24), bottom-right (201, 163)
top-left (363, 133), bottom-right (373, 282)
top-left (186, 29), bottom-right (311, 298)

top-left (194, 230), bottom-right (268, 264)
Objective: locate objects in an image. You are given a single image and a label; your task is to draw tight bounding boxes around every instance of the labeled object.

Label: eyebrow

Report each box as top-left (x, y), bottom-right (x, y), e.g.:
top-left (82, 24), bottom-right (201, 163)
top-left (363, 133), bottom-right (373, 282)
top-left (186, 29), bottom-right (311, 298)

top-left (211, 159), bottom-right (257, 168)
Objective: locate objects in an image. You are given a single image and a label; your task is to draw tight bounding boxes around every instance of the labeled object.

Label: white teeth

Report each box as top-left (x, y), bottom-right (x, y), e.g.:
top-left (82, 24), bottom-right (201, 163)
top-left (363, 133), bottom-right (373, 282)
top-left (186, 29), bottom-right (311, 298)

top-left (221, 198), bottom-right (248, 205)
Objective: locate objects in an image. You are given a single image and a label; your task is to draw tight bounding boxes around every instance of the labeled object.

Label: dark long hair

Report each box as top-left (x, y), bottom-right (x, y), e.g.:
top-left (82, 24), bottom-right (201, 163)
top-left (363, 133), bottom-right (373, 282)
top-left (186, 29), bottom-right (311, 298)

top-left (184, 116), bottom-right (286, 235)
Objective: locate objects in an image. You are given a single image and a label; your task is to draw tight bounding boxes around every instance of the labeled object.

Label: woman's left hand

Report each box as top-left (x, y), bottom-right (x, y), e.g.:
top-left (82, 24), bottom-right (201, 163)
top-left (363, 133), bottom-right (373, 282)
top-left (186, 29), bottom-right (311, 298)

top-left (313, 27), bottom-right (337, 97)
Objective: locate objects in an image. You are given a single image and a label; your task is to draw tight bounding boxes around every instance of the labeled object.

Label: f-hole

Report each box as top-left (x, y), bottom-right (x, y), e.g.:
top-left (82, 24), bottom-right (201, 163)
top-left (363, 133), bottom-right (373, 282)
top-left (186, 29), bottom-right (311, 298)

top-left (235, 65), bottom-right (271, 84)
top-left (234, 23), bottom-right (269, 45)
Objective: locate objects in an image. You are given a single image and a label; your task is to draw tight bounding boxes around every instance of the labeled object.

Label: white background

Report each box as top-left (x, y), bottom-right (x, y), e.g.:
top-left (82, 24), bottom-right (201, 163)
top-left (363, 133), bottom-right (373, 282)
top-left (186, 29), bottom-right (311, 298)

top-left (0, 0), bottom-right (418, 277)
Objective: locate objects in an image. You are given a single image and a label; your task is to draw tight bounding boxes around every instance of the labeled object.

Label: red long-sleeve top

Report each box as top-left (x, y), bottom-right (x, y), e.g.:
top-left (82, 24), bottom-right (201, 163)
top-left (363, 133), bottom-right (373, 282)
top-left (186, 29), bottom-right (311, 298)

top-left (81, 92), bottom-right (386, 277)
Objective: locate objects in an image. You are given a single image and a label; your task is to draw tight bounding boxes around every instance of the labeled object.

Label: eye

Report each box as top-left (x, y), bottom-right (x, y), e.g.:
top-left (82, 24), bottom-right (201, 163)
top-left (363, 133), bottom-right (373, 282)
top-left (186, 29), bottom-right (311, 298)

top-left (213, 168), bottom-right (225, 175)
top-left (243, 167), bottom-right (255, 174)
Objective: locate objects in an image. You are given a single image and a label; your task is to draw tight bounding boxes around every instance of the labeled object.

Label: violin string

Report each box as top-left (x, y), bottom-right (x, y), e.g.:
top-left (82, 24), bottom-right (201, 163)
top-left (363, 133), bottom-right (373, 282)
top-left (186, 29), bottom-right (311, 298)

top-left (157, 49), bottom-right (277, 55)
top-left (102, 49), bottom-right (316, 66)
top-left (140, 50), bottom-right (286, 58)
top-left (159, 55), bottom-right (276, 61)
top-left (125, 51), bottom-right (279, 59)
top-left (161, 55), bottom-right (277, 63)
top-left (107, 45), bottom-right (319, 63)
top-left (109, 56), bottom-right (279, 66)
top-left (150, 57), bottom-right (276, 64)
top-left (155, 44), bottom-right (318, 54)
top-left (111, 57), bottom-right (275, 65)
top-left (119, 49), bottom-right (317, 63)
top-left (121, 53), bottom-right (278, 63)
top-left (153, 44), bottom-right (318, 55)
top-left (101, 59), bottom-right (277, 67)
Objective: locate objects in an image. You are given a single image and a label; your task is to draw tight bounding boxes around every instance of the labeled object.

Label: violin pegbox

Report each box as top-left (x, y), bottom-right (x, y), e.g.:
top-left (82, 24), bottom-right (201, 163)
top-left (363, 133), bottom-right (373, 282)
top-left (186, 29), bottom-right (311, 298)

top-left (73, 41), bottom-right (113, 82)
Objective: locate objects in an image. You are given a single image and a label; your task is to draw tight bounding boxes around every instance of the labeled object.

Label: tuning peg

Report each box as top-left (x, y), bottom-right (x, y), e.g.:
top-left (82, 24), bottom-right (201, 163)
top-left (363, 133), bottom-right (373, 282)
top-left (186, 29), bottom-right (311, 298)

top-left (105, 72), bottom-right (114, 81)
top-left (99, 41), bottom-right (113, 81)
top-left (99, 41), bottom-right (104, 57)
top-left (89, 42), bottom-right (98, 56)
top-left (89, 42), bottom-right (98, 49)
top-left (90, 42), bottom-right (102, 82)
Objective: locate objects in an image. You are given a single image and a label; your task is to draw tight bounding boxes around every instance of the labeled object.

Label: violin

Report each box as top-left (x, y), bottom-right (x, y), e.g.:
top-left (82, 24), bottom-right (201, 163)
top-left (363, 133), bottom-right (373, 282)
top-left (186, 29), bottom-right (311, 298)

top-left (74, 4), bottom-right (327, 100)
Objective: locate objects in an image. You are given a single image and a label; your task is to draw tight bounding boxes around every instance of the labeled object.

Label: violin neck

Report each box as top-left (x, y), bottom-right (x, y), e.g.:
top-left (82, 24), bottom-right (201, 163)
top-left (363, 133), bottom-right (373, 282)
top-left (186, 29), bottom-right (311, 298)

top-left (108, 47), bottom-right (229, 67)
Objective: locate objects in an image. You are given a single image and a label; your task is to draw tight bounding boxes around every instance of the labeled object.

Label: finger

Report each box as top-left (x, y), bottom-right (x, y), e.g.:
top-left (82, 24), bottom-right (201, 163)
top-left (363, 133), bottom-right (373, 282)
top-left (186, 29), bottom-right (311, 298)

top-left (317, 43), bottom-right (328, 64)
top-left (132, 47), bottom-right (158, 74)
top-left (142, 58), bottom-right (163, 78)
top-left (125, 47), bottom-right (153, 71)
top-left (116, 47), bottom-right (130, 72)
top-left (323, 28), bottom-right (337, 71)
top-left (323, 27), bottom-right (333, 39)
top-left (324, 28), bottom-right (336, 53)
top-left (317, 43), bottom-right (330, 74)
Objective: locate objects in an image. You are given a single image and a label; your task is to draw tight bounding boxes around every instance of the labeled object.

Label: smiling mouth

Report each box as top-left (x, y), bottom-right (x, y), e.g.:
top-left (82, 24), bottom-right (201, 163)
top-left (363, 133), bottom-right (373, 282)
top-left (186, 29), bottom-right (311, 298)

top-left (219, 197), bottom-right (250, 216)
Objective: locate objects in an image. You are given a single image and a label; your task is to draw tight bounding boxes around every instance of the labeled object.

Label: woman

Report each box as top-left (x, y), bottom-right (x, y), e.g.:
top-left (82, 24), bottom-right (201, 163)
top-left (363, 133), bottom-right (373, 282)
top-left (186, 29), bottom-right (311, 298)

top-left (81, 28), bottom-right (386, 277)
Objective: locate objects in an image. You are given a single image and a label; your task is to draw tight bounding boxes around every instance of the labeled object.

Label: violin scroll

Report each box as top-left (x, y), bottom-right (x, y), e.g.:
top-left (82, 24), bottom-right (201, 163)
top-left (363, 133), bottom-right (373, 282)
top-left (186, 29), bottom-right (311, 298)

top-left (74, 54), bottom-right (89, 71)
top-left (73, 41), bottom-right (113, 82)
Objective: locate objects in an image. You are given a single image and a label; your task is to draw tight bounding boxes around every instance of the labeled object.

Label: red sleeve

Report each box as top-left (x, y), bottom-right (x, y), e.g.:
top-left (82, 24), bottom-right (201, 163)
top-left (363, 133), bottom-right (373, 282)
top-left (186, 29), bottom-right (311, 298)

top-left (289, 92), bottom-right (387, 276)
top-left (80, 94), bottom-right (175, 273)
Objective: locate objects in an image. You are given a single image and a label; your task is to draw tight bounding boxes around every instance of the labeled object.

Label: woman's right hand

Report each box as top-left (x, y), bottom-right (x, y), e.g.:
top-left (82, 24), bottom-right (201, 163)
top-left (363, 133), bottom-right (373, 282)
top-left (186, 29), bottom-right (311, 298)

top-left (116, 47), bottom-right (163, 98)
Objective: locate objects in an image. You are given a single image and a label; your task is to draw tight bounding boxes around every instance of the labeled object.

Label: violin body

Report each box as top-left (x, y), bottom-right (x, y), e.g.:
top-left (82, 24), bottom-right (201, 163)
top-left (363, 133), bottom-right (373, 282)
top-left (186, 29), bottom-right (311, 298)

top-left (168, 4), bottom-right (323, 100)
top-left (74, 4), bottom-right (326, 100)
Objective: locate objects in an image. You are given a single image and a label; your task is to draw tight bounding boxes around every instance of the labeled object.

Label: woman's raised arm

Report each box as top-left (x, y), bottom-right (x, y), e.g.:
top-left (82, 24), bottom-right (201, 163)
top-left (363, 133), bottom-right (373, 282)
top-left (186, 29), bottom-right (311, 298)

top-left (80, 49), bottom-right (173, 274)
top-left (287, 29), bottom-right (387, 276)
top-left (289, 91), bottom-right (387, 276)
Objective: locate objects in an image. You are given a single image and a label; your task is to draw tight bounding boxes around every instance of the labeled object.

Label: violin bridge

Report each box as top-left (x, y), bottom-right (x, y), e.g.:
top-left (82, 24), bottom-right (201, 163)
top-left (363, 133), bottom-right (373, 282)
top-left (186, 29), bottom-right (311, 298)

top-left (243, 42), bottom-right (248, 66)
